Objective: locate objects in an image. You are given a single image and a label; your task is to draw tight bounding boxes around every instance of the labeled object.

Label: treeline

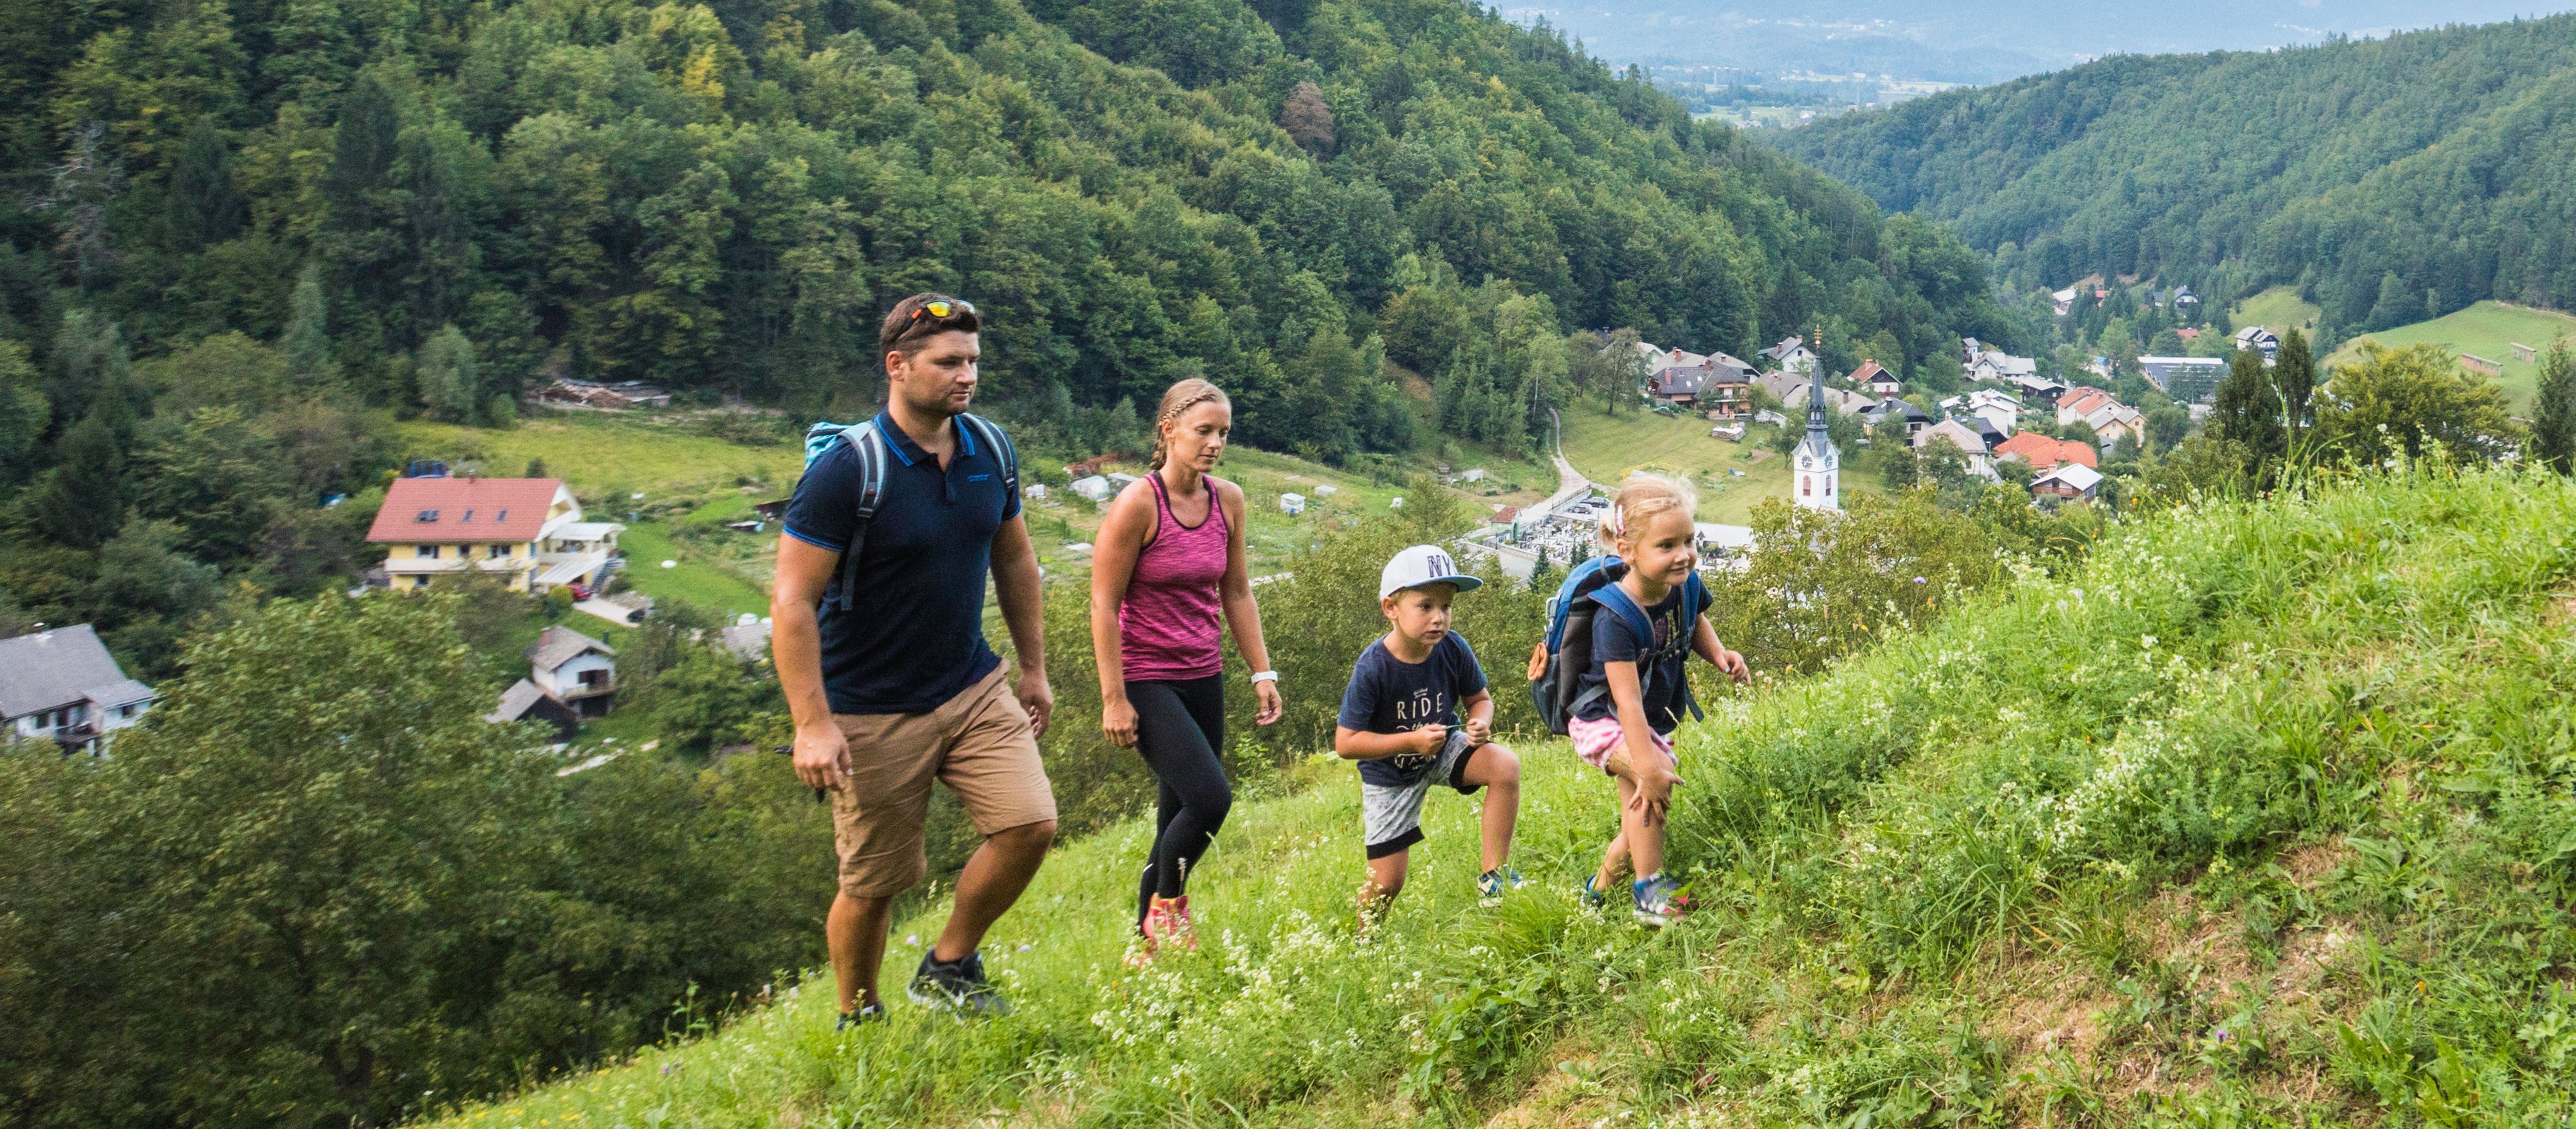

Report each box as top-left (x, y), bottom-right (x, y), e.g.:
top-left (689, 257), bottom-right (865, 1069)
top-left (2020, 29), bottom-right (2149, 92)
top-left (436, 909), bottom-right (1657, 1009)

top-left (1773, 14), bottom-right (2576, 339)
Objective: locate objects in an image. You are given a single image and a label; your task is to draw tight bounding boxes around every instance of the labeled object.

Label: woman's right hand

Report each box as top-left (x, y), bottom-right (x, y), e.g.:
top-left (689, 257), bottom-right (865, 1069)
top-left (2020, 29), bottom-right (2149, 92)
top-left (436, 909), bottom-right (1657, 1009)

top-left (1102, 697), bottom-right (1140, 748)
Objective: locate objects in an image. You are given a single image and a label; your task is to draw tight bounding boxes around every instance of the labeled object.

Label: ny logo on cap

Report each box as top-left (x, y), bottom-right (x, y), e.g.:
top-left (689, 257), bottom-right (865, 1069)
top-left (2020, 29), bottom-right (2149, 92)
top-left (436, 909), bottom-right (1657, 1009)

top-left (1424, 551), bottom-right (1453, 576)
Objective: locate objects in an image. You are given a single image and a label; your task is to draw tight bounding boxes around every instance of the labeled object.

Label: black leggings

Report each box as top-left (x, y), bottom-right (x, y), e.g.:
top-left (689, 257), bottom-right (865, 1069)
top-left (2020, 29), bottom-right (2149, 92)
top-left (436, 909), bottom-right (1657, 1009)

top-left (1128, 676), bottom-right (1231, 925)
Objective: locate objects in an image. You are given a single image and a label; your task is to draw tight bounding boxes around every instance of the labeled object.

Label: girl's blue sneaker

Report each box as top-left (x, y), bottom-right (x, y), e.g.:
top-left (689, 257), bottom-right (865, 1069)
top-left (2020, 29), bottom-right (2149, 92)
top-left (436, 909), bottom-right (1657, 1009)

top-left (1632, 872), bottom-right (1686, 927)
top-left (1580, 874), bottom-right (1608, 908)
top-left (1477, 867), bottom-right (1528, 906)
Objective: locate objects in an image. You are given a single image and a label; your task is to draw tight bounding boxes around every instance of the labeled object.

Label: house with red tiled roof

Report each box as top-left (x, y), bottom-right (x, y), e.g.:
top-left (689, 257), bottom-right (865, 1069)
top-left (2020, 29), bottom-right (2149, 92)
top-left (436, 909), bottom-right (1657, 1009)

top-left (2054, 387), bottom-right (2116, 427)
top-left (365, 477), bottom-right (622, 594)
top-left (1853, 359), bottom-right (1901, 399)
top-left (1993, 431), bottom-right (2100, 472)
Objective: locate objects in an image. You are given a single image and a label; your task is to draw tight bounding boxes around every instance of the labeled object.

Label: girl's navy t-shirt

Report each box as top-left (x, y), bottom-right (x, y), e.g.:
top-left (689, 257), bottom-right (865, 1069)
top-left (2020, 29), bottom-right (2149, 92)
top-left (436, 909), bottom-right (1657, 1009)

top-left (1572, 584), bottom-right (1692, 732)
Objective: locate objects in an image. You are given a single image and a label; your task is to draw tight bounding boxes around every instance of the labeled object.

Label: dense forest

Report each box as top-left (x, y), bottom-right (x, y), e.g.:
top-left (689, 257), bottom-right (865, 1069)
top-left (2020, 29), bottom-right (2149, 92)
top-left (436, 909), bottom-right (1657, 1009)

top-left (0, 0), bottom-right (2021, 675)
top-left (1773, 14), bottom-right (2576, 340)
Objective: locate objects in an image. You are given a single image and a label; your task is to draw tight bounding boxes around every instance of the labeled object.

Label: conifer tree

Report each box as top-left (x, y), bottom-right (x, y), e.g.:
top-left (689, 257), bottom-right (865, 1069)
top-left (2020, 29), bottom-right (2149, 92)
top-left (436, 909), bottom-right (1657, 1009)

top-left (2210, 348), bottom-right (2283, 476)
top-left (2532, 336), bottom-right (2575, 476)
top-left (2275, 328), bottom-right (2317, 446)
top-left (32, 406), bottom-right (126, 548)
top-left (281, 263), bottom-right (342, 390)
top-left (168, 120), bottom-right (246, 252)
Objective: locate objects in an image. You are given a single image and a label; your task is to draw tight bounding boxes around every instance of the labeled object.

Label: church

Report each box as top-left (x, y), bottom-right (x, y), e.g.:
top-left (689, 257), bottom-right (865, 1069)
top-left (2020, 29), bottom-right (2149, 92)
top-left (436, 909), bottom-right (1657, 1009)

top-left (1794, 365), bottom-right (1842, 511)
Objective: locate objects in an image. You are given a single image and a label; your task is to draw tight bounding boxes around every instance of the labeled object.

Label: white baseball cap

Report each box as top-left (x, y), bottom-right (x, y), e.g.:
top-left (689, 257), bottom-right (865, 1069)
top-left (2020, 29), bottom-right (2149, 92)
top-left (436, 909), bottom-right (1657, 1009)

top-left (1379, 545), bottom-right (1483, 599)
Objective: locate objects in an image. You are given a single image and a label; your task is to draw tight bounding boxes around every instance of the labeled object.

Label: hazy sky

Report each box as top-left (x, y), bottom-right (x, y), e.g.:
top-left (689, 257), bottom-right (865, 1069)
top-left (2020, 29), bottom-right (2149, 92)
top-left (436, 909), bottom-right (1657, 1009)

top-left (1519, 1), bottom-right (2573, 82)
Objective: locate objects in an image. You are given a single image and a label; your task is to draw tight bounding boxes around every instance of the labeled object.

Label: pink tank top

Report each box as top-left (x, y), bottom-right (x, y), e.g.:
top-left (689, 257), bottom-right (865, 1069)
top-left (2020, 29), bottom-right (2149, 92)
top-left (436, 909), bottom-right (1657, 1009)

top-left (1118, 475), bottom-right (1229, 681)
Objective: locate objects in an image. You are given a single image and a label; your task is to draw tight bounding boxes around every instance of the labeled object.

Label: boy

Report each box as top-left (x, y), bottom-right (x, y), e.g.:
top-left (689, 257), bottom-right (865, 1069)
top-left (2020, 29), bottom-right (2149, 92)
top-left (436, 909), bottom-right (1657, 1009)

top-left (1336, 545), bottom-right (1526, 921)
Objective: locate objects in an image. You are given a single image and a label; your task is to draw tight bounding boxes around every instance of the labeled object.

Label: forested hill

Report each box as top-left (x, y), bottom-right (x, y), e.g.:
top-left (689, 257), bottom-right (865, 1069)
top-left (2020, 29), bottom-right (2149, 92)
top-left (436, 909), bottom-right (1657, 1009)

top-left (0, 0), bottom-right (2014, 465)
top-left (1771, 14), bottom-right (2576, 340)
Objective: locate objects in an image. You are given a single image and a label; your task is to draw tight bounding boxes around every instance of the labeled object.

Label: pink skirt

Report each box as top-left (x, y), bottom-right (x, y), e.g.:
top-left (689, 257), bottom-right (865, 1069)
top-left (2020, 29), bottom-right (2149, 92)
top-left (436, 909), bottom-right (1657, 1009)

top-left (1569, 714), bottom-right (1675, 775)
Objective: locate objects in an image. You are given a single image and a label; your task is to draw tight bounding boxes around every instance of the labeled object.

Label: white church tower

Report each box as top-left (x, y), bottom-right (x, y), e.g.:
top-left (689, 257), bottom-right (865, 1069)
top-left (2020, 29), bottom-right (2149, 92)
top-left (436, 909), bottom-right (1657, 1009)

top-left (1795, 363), bottom-right (1841, 511)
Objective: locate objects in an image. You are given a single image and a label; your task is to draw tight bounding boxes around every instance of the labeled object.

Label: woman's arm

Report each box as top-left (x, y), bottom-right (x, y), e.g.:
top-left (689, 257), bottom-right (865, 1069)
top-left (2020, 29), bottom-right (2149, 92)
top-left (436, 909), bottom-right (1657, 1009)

top-left (1089, 480), bottom-right (1157, 746)
top-left (1211, 478), bottom-right (1282, 725)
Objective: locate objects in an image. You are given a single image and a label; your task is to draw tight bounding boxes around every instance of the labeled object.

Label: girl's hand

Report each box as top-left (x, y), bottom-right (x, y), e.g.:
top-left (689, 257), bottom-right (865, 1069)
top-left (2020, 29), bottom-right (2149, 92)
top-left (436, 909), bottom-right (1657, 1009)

top-left (1101, 697), bottom-right (1139, 748)
top-left (1252, 679), bottom-right (1284, 726)
top-left (1718, 649), bottom-right (1752, 685)
top-left (1627, 761), bottom-right (1684, 826)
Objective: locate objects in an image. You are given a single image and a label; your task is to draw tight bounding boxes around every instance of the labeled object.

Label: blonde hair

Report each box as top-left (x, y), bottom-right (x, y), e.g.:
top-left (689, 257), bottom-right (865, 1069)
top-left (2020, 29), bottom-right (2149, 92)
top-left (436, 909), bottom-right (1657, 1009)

top-left (1148, 378), bottom-right (1232, 470)
top-left (1595, 473), bottom-right (1700, 552)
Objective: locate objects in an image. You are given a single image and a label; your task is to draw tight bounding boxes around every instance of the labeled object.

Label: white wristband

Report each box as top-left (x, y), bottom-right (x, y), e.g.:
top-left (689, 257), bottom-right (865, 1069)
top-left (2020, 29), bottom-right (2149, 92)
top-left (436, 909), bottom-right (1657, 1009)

top-left (1249, 671), bottom-right (1279, 684)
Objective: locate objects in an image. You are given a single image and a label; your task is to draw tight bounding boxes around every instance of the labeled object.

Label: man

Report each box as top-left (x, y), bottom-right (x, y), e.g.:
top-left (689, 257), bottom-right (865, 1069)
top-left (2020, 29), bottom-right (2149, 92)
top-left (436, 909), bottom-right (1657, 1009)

top-left (774, 294), bottom-right (1055, 1026)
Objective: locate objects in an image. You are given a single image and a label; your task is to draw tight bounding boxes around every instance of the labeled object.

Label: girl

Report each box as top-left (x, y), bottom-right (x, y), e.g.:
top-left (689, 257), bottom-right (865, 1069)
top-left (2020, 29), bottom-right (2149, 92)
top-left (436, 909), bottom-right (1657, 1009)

top-left (1569, 475), bottom-right (1751, 926)
top-left (1091, 378), bottom-right (1283, 958)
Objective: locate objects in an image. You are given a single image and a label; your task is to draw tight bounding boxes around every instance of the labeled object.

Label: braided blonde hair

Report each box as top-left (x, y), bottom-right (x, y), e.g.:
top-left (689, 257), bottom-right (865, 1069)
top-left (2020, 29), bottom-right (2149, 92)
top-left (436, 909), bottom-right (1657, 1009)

top-left (1595, 473), bottom-right (1700, 552)
top-left (1149, 378), bottom-right (1232, 470)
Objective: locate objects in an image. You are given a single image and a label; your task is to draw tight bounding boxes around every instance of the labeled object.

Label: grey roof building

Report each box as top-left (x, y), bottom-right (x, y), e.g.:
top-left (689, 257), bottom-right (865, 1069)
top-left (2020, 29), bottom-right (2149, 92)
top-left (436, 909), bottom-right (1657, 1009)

top-left (1, 625), bottom-right (156, 754)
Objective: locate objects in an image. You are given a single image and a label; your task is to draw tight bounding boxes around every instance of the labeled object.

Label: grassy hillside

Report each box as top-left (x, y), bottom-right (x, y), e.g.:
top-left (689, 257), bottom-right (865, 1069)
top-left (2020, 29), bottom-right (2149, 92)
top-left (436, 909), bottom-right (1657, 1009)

top-left (1773, 15), bottom-right (2576, 337)
top-left (2229, 287), bottom-right (2321, 342)
top-left (2322, 301), bottom-right (2576, 411)
top-left (424, 463), bottom-right (2576, 1127)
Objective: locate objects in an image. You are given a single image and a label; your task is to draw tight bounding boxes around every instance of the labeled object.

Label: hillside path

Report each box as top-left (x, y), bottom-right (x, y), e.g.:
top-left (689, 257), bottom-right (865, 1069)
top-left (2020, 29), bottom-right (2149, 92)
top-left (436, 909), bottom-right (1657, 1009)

top-left (1536, 407), bottom-right (1593, 516)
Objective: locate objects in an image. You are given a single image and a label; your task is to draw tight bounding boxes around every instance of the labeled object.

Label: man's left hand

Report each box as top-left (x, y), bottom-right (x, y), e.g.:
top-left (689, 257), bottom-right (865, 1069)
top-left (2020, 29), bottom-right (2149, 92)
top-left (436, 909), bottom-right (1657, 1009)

top-left (1016, 668), bottom-right (1054, 736)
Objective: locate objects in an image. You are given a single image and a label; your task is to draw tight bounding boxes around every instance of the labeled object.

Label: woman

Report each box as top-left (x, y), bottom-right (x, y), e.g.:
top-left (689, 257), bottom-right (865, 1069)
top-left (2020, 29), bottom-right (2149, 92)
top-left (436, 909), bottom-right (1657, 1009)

top-left (1091, 378), bottom-right (1282, 958)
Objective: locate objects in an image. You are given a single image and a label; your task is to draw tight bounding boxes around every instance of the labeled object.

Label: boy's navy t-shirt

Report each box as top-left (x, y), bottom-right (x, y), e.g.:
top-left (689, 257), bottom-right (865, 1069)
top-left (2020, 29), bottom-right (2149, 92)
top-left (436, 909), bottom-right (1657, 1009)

top-left (782, 412), bottom-right (1021, 715)
top-left (1572, 584), bottom-right (1692, 732)
top-left (1336, 632), bottom-right (1487, 787)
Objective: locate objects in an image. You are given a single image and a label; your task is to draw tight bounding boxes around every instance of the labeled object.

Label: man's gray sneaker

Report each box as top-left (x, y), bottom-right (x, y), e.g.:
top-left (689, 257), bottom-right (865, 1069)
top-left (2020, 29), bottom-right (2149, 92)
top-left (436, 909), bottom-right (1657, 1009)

top-left (907, 949), bottom-right (1011, 1016)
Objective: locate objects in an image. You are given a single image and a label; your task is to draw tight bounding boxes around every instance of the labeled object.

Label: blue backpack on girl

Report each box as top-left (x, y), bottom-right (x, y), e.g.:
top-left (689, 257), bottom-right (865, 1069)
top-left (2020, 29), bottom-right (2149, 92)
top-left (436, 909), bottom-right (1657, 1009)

top-left (1527, 556), bottom-right (1709, 736)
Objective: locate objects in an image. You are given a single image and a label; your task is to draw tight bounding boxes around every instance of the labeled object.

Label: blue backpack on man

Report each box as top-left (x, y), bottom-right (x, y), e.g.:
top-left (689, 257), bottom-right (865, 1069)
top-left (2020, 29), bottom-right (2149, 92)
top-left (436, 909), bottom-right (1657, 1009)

top-left (798, 414), bottom-right (1018, 612)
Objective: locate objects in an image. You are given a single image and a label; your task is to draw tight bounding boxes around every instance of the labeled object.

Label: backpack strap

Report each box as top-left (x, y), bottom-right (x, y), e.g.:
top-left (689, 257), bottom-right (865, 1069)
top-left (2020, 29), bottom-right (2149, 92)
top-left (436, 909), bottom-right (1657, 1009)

top-left (956, 413), bottom-right (1019, 510)
top-left (832, 421), bottom-right (890, 613)
top-left (1679, 572), bottom-right (1710, 722)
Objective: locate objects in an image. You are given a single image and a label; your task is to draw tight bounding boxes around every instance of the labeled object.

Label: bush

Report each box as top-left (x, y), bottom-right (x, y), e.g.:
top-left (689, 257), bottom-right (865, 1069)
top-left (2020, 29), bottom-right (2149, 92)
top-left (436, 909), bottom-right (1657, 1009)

top-left (0, 593), bottom-right (832, 1128)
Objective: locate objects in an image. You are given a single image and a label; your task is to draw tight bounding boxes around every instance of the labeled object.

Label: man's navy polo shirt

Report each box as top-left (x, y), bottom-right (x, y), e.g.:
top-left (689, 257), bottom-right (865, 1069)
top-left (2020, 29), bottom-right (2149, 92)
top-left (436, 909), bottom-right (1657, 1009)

top-left (782, 412), bottom-right (1022, 715)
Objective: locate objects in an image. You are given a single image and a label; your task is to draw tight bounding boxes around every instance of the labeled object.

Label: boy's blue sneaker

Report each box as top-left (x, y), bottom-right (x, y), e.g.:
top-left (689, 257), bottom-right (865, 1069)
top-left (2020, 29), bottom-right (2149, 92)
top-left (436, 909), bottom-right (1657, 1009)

top-left (1477, 867), bottom-right (1529, 905)
top-left (1632, 873), bottom-right (1687, 928)
top-left (1579, 874), bottom-right (1608, 908)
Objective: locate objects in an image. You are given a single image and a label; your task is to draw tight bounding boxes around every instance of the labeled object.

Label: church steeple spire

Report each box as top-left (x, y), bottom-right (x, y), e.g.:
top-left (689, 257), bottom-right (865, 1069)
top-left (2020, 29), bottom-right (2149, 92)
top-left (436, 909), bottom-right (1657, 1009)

top-left (1794, 321), bottom-right (1842, 512)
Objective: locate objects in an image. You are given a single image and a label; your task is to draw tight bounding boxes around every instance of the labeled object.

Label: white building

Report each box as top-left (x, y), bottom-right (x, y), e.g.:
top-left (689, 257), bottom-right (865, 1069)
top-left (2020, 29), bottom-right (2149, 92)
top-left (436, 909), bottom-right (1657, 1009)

top-left (0, 624), bottom-right (154, 755)
top-left (1279, 492), bottom-right (1307, 514)
top-left (526, 625), bottom-right (617, 719)
top-left (1794, 369), bottom-right (1842, 511)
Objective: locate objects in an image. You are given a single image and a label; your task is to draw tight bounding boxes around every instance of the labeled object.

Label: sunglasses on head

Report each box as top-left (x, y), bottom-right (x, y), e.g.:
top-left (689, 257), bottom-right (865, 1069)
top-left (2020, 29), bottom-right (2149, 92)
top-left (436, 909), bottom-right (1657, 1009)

top-left (909, 298), bottom-right (976, 321)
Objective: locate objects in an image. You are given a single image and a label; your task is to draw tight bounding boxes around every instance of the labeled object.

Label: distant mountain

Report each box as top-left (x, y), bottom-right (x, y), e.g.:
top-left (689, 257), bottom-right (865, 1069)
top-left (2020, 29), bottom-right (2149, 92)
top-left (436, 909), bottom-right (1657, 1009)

top-left (1523, 1), bottom-right (2565, 84)
top-left (1768, 13), bottom-right (2576, 339)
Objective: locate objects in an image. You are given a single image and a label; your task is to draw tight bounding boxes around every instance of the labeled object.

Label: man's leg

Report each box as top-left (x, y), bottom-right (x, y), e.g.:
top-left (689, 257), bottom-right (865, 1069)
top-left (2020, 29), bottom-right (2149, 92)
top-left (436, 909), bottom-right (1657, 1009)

top-left (830, 891), bottom-right (896, 1012)
top-left (931, 819), bottom-right (1056, 963)
top-left (931, 669), bottom-right (1061, 965)
top-left (1460, 743), bottom-right (1522, 872)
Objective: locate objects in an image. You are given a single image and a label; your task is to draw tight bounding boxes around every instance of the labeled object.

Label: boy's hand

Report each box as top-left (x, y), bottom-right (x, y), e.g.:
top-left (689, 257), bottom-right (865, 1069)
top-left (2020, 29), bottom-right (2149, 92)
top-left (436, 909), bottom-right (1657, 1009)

top-left (1461, 715), bottom-right (1491, 745)
top-left (1410, 724), bottom-right (1449, 755)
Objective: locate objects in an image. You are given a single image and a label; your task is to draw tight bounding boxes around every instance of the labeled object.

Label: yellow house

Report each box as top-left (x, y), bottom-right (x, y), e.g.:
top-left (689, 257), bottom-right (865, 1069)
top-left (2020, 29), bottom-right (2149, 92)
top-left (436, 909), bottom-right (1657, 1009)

top-left (365, 477), bottom-right (623, 593)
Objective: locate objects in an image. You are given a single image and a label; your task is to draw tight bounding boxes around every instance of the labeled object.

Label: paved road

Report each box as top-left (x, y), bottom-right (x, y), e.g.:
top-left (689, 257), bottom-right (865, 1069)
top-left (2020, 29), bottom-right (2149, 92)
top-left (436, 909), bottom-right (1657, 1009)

top-left (1535, 407), bottom-right (1593, 516)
